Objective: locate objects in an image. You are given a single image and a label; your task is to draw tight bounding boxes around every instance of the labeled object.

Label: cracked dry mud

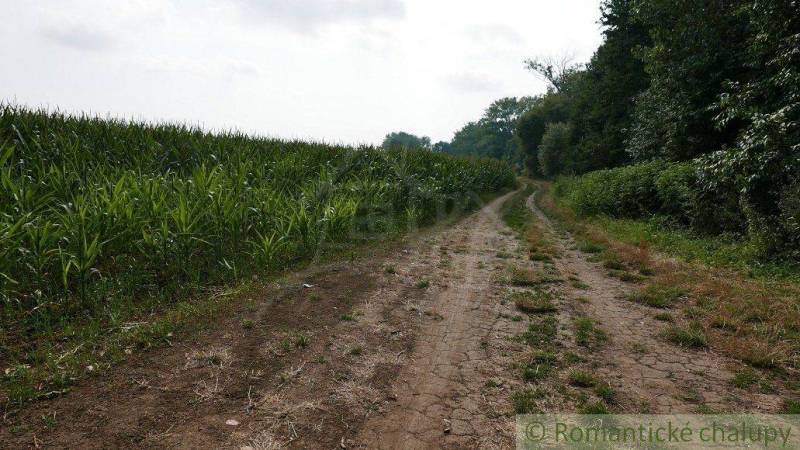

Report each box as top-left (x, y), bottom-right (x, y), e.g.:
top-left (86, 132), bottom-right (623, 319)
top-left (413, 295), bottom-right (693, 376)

top-left (1, 188), bottom-right (787, 449)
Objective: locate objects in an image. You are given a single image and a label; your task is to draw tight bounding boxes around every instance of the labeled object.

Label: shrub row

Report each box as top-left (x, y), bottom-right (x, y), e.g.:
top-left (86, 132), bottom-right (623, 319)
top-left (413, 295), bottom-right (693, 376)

top-left (555, 158), bottom-right (800, 260)
top-left (554, 161), bottom-right (748, 237)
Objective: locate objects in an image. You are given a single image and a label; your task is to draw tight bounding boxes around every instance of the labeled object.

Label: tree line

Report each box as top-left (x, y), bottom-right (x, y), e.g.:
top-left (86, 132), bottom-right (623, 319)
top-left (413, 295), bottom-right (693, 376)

top-left (384, 0), bottom-right (798, 258)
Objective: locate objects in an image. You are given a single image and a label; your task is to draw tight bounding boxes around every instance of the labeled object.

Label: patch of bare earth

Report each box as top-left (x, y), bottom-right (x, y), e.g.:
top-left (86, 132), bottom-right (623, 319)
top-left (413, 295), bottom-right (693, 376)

top-left (355, 191), bottom-right (529, 450)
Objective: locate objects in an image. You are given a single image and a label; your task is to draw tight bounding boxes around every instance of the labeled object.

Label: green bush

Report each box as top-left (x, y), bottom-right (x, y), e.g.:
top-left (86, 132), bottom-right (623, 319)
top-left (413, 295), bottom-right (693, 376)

top-left (654, 162), bottom-right (696, 222)
top-left (538, 122), bottom-right (573, 178)
top-left (555, 160), bottom-right (664, 218)
top-left (655, 161), bottom-right (746, 233)
top-left (555, 159), bottom-right (753, 237)
top-left (778, 181), bottom-right (800, 260)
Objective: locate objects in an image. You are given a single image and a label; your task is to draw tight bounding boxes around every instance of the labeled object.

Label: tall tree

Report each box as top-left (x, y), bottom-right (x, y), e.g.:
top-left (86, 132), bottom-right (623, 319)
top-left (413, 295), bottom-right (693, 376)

top-left (449, 97), bottom-right (536, 165)
top-left (626, 0), bottom-right (750, 162)
top-left (515, 94), bottom-right (569, 175)
top-left (431, 141), bottom-right (452, 153)
top-left (570, 0), bottom-right (651, 170)
top-left (382, 132), bottom-right (431, 150)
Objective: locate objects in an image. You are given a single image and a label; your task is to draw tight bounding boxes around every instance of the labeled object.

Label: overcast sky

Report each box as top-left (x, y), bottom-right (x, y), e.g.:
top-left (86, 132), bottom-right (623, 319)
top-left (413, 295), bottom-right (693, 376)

top-left (1, 0), bottom-right (603, 145)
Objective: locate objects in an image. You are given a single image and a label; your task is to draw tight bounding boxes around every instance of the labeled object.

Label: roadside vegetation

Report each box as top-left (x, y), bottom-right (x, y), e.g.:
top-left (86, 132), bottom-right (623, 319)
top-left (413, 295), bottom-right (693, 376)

top-left (533, 181), bottom-right (800, 384)
top-left (0, 105), bottom-right (515, 408)
top-left (439, 0), bottom-right (798, 265)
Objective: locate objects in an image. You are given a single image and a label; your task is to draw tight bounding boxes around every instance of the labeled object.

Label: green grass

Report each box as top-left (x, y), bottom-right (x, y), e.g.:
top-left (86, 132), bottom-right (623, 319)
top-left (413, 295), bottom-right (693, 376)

top-left (511, 388), bottom-right (544, 414)
top-left (570, 280), bottom-right (590, 290)
top-left (511, 290), bottom-right (557, 314)
top-left (294, 333), bottom-right (310, 348)
top-left (508, 267), bottom-right (540, 286)
top-left (577, 241), bottom-right (605, 254)
top-left (654, 312), bottom-right (674, 322)
top-left (519, 317), bottom-right (558, 347)
top-left (567, 370), bottom-right (596, 387)
top-left (783, 399), bottom-right (800, 414)
top-left (594, 383), bottom-right (615, 403)
top-left (485, 379), bottom-right (501, 388)
top-left (522, 351), bottom-right (558, 381)
top-left (628, 283), bottom-right (687, 308)
top-left (0, 105), bottom-right (516, 408)
top-left (662, 324), bottom-right (707, 348)
top-left (348, 345), bottom-right (363, 356)
top-left (602, 258), bottom-right (626, 271)
top-left (609, 270), bottom-right (646, 283)
top-left (500, 185), bottom-right (535, 234)
top-left (592, 217), bottom-right (800, 282)
top-left (522, 362), bottom-right (552, 382)
top-left (574, 317), bottom-right (608, 348)
top-left (529, 252), bottom-right (553, 262)
top-left (563, 352), bottom-right (585, 365)
top-left (731, 368), bottom-right (758, 389)
top-left (579, 401), bottom-right (609, 414)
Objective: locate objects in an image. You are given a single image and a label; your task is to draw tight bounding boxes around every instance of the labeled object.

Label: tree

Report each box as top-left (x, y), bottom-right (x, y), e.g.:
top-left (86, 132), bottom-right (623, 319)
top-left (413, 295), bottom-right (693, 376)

top-left (382, 132), bottom-right (431, 150)
top-left (516, 0), bottom-right (650, 177)
top-left (569, 0), bottom-right (650, 171)
top-left (538, 122), bottom-right (573, 178)
top-left (448, 97), bottom-right (536, 166)
top-left (515, 94), bottom-right (569, 175)
top-left (709, 0), bottom-right (800, 255)
top-left (524, 54), bottom-right (582, 92)
top-left (432, 141), bottom-right (452, 153)
top-left (626, 0), bottom-right (750, 162)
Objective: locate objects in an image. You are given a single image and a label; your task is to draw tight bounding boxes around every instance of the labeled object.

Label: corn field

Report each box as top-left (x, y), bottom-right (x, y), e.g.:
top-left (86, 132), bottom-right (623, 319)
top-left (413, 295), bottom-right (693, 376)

top-left (0, 105), bottom-right (514, 340)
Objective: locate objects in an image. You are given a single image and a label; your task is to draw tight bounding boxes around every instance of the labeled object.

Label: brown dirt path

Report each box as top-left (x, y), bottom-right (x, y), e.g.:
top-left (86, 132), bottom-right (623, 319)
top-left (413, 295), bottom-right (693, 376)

top-left (355, 190), bottom-right (528, 449)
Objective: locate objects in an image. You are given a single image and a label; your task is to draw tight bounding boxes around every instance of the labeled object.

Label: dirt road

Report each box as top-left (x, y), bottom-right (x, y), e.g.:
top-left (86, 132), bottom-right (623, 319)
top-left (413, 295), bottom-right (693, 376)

top-left (1, 188), bottom-right (786, 449)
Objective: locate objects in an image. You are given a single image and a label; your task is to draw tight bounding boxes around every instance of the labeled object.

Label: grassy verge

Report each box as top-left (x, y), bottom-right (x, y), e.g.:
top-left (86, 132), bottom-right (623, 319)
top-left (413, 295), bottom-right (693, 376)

top-left (593, 217), bottom-right (800, 282)
top-left (534, 180), bottom-right (800, 379)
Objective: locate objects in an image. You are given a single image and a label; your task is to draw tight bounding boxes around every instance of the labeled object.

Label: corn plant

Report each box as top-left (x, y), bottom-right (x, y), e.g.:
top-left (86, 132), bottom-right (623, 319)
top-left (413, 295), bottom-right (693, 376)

top-left (0, 104), bottom-right (515, 363)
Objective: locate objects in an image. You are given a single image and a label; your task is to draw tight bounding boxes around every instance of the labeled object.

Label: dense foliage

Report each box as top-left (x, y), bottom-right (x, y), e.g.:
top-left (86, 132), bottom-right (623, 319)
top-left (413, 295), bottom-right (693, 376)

top-left (514, 0), bottom-right (799, 258)
top-left (554, 161), bottom-right (746, 234)
top-left (444, 97), bottom-right (536, 167)
top-left (381, 131), bottom-right (432, 150)
top-left (0, 105), bottom-right (515, 338)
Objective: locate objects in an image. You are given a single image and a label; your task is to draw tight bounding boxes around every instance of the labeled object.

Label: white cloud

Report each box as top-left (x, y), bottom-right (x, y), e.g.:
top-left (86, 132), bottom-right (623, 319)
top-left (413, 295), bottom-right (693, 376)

top-left (445, 73), bottom-right (502, 93)
top-left (39, 24), bottom-right (115, 51)
top-left (232, 0), bottom-right (405, 32)
top-left (464, 24), bottom-right (525, 46)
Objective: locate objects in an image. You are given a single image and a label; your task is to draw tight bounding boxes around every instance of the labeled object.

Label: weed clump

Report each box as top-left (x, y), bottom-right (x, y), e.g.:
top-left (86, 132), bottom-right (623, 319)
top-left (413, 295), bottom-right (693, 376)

top-left (574, 318), bottom-right (608, 348)
top-left (511, 389), bottom-right (544, 414)
top-left (519, 317), bottom-right (558, 347)
top-left (662, 324), bottom-right (707, 348)
top-left (511, 290), bottom-right (557, 314)
top-left (629, 284), bottom-right (686, 308)
top-left (568, 370), bottom-right (596, 387)
top-left (577, 241), bottom-right (605, 254)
